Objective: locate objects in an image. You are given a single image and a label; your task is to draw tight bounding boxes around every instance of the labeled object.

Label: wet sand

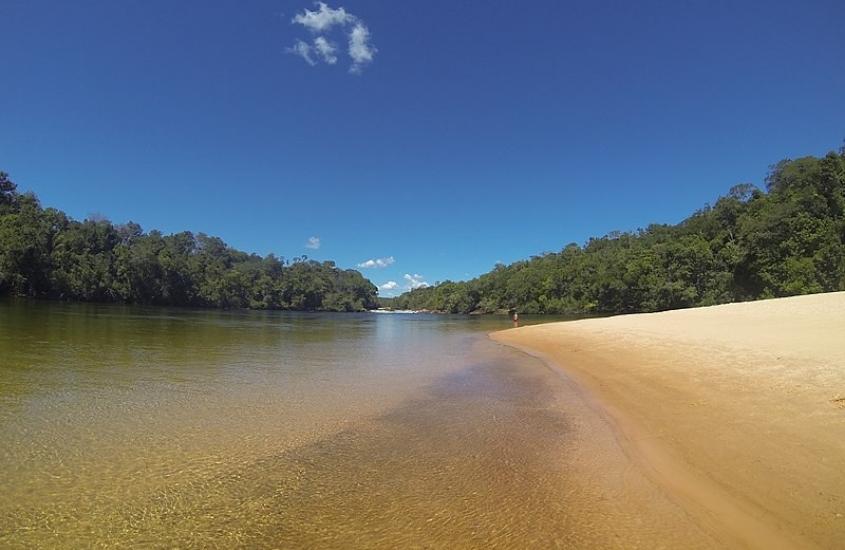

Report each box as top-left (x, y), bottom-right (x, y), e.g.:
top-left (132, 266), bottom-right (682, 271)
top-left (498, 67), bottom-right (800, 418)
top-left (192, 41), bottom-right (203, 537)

top-left (493, 292), bottom-right (845, 549)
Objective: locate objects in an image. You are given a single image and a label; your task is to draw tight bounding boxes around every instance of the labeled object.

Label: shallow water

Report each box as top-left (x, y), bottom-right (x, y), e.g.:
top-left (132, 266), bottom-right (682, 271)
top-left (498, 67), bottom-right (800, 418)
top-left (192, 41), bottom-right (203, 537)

top-left (0, 300), bottom-right (711, 548)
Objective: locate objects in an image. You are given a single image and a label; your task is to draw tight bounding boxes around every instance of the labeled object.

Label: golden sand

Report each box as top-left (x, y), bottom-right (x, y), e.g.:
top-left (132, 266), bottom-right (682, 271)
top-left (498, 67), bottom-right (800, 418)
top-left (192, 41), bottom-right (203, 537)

top-left (492, 292), bottom-right (845, 549)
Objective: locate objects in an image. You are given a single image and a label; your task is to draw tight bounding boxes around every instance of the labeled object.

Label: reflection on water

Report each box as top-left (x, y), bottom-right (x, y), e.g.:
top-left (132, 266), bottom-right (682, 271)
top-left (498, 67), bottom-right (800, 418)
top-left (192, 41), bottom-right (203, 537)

top-left (0, 300), bottom-right (707, 548)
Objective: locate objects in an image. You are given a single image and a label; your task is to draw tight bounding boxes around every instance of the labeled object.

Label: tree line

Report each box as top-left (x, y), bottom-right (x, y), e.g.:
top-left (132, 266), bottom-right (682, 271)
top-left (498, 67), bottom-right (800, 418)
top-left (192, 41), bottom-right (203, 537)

top-left (0, 173), bottom-right (378, 311)
top-left (394, 147), bottom-right (845, 314)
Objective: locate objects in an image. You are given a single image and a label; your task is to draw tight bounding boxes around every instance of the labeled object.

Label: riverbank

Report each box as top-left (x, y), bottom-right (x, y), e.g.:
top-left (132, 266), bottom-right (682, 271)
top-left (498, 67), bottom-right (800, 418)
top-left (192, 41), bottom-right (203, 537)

top-left (492, 292), bottom-right (845, 549)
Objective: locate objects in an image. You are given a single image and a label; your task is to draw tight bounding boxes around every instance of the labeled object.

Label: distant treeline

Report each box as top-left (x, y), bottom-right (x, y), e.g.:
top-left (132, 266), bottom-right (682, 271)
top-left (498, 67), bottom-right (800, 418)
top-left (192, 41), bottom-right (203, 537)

top-left (395, 147), bottom-right (845, 314)
top-left (0, 173), bottom-right (377, 311)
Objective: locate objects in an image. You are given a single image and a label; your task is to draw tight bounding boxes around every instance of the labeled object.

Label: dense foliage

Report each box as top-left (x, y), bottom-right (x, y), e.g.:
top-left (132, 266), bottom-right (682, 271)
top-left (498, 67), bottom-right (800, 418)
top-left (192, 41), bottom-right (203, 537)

top-left (395, 148), bottom-right (845, 314)
top-left (0, 173), bottom-right (378, 311)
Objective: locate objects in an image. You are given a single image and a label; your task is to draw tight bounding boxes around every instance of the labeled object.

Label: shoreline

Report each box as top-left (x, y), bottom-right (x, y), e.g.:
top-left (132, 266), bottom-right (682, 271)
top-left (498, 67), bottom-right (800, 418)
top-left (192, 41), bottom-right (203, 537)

top-left (492, 292), bottom-right (845, 549)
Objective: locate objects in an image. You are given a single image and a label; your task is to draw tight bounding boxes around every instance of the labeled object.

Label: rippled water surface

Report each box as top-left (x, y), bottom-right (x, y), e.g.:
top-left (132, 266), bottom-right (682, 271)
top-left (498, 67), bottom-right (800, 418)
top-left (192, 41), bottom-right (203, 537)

top-left (0, 300), bottom-right (706, 548)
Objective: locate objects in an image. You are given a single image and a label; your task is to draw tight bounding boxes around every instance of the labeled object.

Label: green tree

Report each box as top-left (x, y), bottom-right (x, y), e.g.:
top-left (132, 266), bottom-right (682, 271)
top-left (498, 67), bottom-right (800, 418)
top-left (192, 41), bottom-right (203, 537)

top-left (0, 173), bottom-right (378, 311)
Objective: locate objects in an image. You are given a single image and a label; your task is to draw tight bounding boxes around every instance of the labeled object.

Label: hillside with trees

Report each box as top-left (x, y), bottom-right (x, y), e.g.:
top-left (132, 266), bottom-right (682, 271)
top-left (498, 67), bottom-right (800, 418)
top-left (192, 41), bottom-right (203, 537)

top-left (0, 173), bottom-right (378, 311)
top-left (394, 147), bottom-right (845, 314)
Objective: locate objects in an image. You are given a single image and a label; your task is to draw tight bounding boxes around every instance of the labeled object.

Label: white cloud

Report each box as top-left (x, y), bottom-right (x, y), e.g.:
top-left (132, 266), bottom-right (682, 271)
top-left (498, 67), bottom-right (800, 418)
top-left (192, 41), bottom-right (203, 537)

top-left (288, 3), bottom-right (376, 73)
top-left (404, 273), bottom-right (429, 290)
top-left (357, 256), bottom-right (394, 269)
top-left (287, 39), bottom-right (316, 65)
top-left (292, 2), bottom-right (353, 32)
top-left (379, 281), bottom-right (399, 291)
top-left (348, 23), bottom-right (376, 73)
top-left (305, 236), bottom-right (321, 249)
top-left (313, 36), bottom-right (338, 64)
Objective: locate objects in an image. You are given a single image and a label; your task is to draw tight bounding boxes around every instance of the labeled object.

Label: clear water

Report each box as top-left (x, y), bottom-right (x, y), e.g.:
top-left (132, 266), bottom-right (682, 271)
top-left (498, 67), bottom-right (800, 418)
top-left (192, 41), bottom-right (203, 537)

top-left (0, 300), bottom-right (708, 548)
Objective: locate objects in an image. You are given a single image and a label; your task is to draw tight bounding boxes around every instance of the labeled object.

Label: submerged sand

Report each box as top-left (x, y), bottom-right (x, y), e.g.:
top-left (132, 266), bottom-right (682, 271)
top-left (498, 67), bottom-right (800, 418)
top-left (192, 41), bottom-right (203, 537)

top-left (493, 292), bottom-right (845, 549)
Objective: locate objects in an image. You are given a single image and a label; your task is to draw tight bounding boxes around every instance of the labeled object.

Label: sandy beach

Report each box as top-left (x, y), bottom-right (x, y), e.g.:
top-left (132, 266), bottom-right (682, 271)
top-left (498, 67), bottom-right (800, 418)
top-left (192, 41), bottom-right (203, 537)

top-left (492, 292), bottom-right (845, 549)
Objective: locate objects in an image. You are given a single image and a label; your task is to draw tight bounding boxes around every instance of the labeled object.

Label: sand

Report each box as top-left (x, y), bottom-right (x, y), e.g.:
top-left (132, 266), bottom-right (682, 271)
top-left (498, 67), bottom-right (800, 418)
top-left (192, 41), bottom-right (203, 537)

top-left (492, 292), bottom-right (845, 549)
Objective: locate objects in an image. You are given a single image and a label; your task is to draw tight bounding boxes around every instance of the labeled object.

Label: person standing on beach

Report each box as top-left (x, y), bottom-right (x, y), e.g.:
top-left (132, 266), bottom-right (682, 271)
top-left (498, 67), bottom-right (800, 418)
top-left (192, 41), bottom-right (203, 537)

top-left (512, 310), bottom-right (519, 328)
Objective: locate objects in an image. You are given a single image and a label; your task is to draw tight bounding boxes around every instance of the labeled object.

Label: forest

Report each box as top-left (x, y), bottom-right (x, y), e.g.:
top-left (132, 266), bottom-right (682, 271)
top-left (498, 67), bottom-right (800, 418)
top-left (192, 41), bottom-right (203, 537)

top-left (394, 147), bottom-right (845, 314)
top-left (4, 146), bottom-right (844, 315)
top-left (0, 173), bottom-right (378, 311)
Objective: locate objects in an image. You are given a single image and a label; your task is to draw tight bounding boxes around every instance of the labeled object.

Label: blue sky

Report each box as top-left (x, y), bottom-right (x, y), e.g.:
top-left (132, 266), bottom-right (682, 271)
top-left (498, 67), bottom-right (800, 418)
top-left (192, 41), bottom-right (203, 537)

top-left (1, 0), bottom-right (844, 295)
